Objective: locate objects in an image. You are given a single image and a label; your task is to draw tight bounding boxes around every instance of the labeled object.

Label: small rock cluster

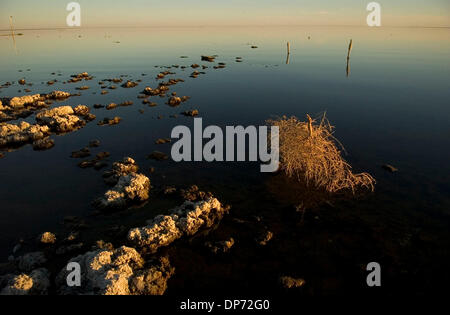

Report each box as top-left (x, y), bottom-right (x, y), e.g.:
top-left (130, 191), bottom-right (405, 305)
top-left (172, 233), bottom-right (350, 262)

top-left (94, 157), bottom-right (150, 210)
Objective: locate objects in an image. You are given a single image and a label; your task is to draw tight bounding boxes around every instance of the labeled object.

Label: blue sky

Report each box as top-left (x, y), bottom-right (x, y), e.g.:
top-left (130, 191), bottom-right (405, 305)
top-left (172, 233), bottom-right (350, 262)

top-left (1, 0), bottom-right (449, 29)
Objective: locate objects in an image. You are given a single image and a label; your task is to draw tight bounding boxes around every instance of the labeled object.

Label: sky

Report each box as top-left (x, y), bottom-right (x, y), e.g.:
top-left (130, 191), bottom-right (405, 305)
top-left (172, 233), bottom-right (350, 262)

top-left (1, 0), bottom-right (449, 29)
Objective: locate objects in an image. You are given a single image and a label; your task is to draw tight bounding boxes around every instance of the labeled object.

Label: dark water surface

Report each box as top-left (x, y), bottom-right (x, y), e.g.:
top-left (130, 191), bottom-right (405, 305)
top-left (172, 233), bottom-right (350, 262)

top-left (0, 26), bottom-right (449, 293)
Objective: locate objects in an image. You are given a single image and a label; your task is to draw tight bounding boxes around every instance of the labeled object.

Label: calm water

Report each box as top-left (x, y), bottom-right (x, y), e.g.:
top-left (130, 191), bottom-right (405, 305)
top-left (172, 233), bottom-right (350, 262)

top-left (0, 26), bottom-right (449, 282)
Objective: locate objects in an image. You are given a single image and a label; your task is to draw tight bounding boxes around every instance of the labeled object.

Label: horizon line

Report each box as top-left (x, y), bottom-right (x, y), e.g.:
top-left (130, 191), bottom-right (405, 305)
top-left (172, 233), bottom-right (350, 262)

top-left (1, 24), bottom-right (449, 32)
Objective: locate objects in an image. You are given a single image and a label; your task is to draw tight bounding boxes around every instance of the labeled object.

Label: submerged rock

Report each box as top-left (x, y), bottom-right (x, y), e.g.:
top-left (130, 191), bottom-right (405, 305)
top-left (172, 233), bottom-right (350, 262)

top-left (155, 138), bottom-right (171, 144)
top-left (17, 252), bottom-right (47, 272)
top-left (382, 164), bottom-right (398, 173)
top-left (201, 55), bottom-right (215, 62)
top-left (71, 147), bottom-right (90, 158)
top-left (32, 137), bottom-right (55, 151)
top-left (97, 117), bottom-right (121, 126)
top-left (89, 139), bottom-right (101, 147)
top-left (147, 151), bottom-right (168, 161)
top-left (128, 197), bottom-right (227, 253)
top-left (205, 237), bottom-right (235, 254)
top-left (56, 246), bottom-right (174, 295)
top-left (0, 268), bottom-right (50, 295)
top-left (279, 276), bottom-right (305, 289)
top-left (182, 109), bottom-right (199, 117)
top-left (256, 230), bottom-right (273, 246)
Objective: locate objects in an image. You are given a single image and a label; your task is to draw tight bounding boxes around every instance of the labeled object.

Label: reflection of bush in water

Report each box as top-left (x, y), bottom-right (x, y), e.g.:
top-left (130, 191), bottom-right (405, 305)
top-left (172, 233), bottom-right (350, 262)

top-left (268, 114), bottom-right (375, 194)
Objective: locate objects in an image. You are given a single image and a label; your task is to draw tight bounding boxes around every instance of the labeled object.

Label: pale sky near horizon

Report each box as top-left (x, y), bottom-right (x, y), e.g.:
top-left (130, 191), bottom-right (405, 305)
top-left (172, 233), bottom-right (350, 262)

top-left (1, 0), bottom-right (449, 29)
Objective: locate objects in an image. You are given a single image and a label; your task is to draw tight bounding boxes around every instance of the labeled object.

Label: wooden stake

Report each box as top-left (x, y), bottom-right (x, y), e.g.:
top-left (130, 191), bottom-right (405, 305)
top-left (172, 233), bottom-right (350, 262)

top-left (9, 16), bottom-right (17, 54)
top-left (286, 42), bottom-right (291, 64)
top-left (346, 39), bottom-right (353, 77)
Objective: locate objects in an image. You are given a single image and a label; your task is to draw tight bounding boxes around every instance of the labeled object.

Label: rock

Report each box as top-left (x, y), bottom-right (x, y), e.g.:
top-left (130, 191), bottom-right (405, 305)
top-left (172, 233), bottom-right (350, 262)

top-left (201, 55), bottom-right (215, 62)
top-left (155, 138), bottom-right (171, 144)
top-left (45, 90), bottom-right (71, 100)
top-left (256, 230), bottom-right (273, 246)
top-left (94, 161), bottom-right (108, 170)
top-left (71, 147), bottom-right (90, 158)
top-left (73, 105), bottom-right (90, 116)
top-left (182, 109), bottom-right (199, 117)
top-left (84, 113), bottom-right (96, 121)
top-left (180, 185), bottom-right (213, 202)
top-left (205, 237), bottom-right (234, 254)
top-left (93, 104), bottom-right (104, 109)
top-left (71, 72), bottom-right (90, 79)
top-left (382, 164), bottom-right (398, 173)
top-left (18, 79), bottom-right (26, 85)
top-left (279, 276), bottom-right (305, 289)
top-left (56, 246), bottom-right (174, 295)
top-left (106, 103), bottom-right (117, 110)
top-left (96, 151), bottom-right (110, 160)
top-left (17, 252), bottom-right (47, 271)
top-left (251, 45), bottom-right (258, 49)
top-left (0, 152), bottom-right (4, 158)
top-left (128, 197), bottom-right (227, 252)
top-left (163, 186), bottom-right (176, 194)
top-left (119, 101), bottom-right (133, 107)
top-left (0, 121), bottom-right (50, 147)
top-left (0, 268), bottom-right (50, 295)
top-left (147, 151), bottom-right (168, 161)
top-left (89, 139), bottom-right (101, 147)
top-left (38, 232), bottom-right (56, 244)
top-left (8, 94), bottom-right (41, 108)
top-left (121, 80), bottom-right (138, 88)
top-left (168, 96), bottom-right (181, 107)
top-left (32, 137), bottom-right (54, 151)
top-left (97, 117), bottom-right (121, 126)
top-left (36, 106), bottom-right (86, 133)
top-left (94, 173), bottom-right (150, 210)
top-left (102, 157), bottom-right (139, 185)
top-left (76, 86), bottom-right (89, 90)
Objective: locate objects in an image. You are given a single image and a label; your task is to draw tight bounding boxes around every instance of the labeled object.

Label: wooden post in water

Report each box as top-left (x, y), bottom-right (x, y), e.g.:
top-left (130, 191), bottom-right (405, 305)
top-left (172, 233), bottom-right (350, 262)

top-left (347, 39), bottom-right (353, 59)
top-left (286, 42), bottom-right (291, 64)
top-left (346, 39), bottom-right (353, 77)
top-left (9, 16), bottom-right (17, 54)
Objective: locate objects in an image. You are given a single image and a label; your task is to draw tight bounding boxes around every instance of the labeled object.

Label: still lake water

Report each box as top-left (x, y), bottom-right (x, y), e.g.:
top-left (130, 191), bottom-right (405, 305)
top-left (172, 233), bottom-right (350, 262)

top-left (0, 26), bottom-right (449, 291)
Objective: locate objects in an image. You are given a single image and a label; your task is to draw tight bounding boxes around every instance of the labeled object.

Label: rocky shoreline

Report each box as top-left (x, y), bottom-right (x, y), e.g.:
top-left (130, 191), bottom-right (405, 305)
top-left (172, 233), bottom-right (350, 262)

top-left (0, 186), bottom-right (229, 295)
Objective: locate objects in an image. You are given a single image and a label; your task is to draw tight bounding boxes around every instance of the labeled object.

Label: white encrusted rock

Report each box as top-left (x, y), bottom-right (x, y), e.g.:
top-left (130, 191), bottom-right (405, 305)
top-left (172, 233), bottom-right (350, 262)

top-left (128, 198), bottom-right (227, 252)
top-left (0, 121), bottom-right (50, 147)
top-left (9, 94), bottom-right (41, 108)
top-left (56, 246), bottom-right (173, 295)
top-left (94, 173), bottom-right (150, 210)
top-left (36, 106), bottom-right (85, 133)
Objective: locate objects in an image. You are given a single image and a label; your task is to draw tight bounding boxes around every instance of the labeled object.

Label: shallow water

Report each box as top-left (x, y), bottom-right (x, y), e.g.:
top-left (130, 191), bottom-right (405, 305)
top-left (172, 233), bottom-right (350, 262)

top-left (0, 26), bottom-right (449, 292)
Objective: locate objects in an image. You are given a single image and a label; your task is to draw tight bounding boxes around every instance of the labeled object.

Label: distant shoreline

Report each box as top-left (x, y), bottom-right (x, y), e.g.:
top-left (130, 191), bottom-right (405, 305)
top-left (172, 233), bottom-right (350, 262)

top-left (0, 25), bottom-right (449, 32)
